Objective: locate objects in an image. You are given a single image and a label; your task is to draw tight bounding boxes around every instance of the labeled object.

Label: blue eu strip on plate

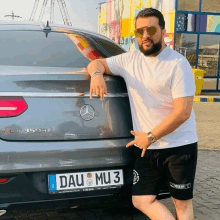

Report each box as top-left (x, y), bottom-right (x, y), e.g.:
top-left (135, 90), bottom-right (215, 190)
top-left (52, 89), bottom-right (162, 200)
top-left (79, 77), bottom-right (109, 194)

top-left (49, 174), bottom-right (57, 191)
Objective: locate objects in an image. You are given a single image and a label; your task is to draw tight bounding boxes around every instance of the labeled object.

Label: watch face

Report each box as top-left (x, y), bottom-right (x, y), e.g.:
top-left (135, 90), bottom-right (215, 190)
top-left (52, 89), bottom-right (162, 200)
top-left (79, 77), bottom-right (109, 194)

top-left (148, 134), bottom-right (156, 143)
top-left (147, 132), bottom-right (156, 143)
top-left (150, 137), bottom-right (155, 142)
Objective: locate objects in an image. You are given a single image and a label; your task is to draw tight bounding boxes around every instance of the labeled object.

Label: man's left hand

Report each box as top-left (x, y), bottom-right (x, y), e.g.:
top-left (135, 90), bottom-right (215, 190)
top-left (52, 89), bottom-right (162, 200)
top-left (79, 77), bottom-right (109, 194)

top-left (126, 131), bottom-right (151, 157)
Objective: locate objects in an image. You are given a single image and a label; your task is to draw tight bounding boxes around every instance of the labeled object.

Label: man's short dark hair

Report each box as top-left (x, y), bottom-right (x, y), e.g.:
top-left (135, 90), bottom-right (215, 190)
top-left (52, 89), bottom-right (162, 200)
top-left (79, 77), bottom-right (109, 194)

top-left (135, 8), bottom-right (165, 30)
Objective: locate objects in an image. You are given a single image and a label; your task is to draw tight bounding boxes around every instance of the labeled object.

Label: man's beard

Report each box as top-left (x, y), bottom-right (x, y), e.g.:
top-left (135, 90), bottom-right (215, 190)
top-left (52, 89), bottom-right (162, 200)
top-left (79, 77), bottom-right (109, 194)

top-left (139, 39), bottom-right (162, 56)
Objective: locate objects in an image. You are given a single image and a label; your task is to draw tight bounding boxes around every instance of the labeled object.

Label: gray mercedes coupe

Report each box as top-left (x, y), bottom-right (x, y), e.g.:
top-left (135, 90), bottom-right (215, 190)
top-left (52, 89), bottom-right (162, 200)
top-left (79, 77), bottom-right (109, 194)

top-left (0, 21), bottom-right (169, 216)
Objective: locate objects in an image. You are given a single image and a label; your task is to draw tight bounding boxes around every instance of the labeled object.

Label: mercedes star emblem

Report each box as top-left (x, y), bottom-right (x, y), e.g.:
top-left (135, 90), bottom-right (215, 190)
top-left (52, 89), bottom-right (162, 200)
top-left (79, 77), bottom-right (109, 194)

top-left (80, 105), bottom-right (95, 121)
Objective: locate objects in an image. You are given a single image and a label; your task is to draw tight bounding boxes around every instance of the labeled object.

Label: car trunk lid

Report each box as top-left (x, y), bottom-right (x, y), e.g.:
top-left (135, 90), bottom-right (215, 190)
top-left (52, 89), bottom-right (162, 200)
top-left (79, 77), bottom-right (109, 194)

top-left (0, 66), bottom-right (133, 141)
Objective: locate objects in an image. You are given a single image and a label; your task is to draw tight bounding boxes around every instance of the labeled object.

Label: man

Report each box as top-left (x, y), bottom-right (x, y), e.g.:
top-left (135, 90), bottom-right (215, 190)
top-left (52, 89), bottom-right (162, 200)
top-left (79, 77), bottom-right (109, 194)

top-left (87, 8), bottom-right (198, 220)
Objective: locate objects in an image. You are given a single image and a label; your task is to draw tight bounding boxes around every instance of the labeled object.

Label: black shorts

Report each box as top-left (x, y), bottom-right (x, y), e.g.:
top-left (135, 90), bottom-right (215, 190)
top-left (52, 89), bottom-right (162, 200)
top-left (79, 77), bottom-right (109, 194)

top-left (132, 142), bottom-right (198, 200)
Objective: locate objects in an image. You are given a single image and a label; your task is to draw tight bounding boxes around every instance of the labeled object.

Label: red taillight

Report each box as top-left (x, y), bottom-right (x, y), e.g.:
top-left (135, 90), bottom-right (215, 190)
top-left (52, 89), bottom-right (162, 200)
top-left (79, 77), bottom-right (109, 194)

top-left (0, 178), bottom-right (9, 183)
top-left (0, 97), bottom-right (28, 117)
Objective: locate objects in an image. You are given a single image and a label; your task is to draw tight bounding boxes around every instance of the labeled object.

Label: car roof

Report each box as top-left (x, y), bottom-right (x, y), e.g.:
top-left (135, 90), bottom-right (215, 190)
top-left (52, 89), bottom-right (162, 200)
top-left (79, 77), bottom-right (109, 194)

top-left (0, 21), bottom-right (126, 51)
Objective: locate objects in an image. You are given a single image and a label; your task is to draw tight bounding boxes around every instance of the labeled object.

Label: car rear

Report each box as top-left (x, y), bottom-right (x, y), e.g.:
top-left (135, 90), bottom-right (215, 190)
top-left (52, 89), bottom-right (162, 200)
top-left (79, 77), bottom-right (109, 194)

top-left (0, 22), bottom-right (169, 215)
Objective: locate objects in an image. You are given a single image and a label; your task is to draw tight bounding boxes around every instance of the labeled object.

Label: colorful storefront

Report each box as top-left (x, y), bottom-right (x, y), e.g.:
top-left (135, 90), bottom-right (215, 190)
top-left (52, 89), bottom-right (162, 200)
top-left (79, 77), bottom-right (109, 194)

top-left (98, 0), bottom-right (220, 92)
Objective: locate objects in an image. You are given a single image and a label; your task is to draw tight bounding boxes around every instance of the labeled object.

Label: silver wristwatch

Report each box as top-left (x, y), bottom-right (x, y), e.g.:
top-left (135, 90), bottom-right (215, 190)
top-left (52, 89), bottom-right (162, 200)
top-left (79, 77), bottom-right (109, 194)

top-left (147, 132), bottom-right (157, 144)
top-left (91, 69), bottom-right (103, 78)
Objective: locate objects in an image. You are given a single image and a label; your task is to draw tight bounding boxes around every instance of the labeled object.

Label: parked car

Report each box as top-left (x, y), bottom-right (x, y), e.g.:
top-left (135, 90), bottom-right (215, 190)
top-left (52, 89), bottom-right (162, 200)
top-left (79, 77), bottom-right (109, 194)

top-left (0, 21), bottom-right (170, 216)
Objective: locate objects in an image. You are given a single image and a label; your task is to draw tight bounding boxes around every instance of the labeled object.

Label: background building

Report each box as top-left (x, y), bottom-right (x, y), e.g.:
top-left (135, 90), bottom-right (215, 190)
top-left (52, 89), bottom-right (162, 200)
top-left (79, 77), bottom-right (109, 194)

top-left (98, 0), bottom-right (220, 93)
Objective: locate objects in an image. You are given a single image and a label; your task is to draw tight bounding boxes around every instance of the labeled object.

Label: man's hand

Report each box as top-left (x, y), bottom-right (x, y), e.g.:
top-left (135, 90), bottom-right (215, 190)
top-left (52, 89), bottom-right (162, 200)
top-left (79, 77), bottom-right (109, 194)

top-left (90, 75), bottom-right (107, 100)
top-left (126, 131), bottom-right (151, 157)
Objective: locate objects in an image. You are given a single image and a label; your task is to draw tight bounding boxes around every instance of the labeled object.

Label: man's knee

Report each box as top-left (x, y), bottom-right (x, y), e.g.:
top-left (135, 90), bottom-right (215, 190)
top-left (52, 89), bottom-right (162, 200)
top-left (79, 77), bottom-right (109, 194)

top-left (172, 198), bottom-right (193, 212)
top-left (132, 195), bottom-right (157, 210)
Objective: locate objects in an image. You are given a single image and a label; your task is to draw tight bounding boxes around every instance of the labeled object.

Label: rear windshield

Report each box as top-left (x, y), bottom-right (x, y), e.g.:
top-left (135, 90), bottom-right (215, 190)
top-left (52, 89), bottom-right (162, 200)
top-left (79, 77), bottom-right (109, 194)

top-left (0, 30), bottom-right (122, 68)
top-left (91, 35), bottom-right (125, 56)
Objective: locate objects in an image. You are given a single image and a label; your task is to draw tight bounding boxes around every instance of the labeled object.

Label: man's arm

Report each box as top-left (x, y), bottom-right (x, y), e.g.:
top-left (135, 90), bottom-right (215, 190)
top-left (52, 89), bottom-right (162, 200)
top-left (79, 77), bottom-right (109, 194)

top-left (151, 96), bottom-right (194, 141)
top-left (87, 59), bottom-right (114, 100)
top-left (151, 58), bottom-right (195, 142)
top-left (126, 96), bottom-right (194, 157)
top-left (87, 59), bottom-right (113, 76)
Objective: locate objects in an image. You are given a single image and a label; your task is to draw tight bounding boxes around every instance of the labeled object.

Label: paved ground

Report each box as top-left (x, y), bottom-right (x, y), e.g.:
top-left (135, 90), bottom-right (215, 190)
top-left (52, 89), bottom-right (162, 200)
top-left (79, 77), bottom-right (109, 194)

top-left (193, 102), bottom-right (220, 151)
top-left (1, 102), bottom-right (220, 220)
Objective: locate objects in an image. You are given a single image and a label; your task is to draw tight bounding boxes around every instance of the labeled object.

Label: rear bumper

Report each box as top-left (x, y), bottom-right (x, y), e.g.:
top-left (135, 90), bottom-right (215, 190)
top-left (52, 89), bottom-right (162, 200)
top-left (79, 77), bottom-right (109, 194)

top-left (0, 167), bottom-right (170, 214)
top-left (0, 138), bottom-right (135, 213)
top-left (0, 164), bottom-right (135, 213)
top-left (0, 194), bottom-right (132, 214)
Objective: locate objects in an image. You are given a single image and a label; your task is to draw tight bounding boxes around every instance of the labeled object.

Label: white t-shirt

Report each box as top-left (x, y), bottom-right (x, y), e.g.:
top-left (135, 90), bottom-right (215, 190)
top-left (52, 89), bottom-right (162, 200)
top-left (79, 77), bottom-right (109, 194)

top-left (106, 47), bottom-right (198, 149)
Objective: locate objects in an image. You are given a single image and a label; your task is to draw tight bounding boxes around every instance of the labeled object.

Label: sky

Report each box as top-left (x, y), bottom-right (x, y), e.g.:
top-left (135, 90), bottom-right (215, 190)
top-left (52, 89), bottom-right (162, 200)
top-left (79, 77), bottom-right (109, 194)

top-left (0, 0), bottom-right (104, 32)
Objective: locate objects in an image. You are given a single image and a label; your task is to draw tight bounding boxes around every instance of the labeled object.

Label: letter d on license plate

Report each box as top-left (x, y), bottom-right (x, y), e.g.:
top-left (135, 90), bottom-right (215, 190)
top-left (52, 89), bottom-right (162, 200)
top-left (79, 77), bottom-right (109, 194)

top-left (48, 169), bottom-right (123, 193)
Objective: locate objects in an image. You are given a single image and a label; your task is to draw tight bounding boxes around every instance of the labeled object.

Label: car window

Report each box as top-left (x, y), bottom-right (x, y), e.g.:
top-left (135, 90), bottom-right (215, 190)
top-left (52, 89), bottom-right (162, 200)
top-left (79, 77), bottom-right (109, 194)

top-left (90, 35), bottom-right (125, 56)
top-left (0, 31), bottom-right (106, 68)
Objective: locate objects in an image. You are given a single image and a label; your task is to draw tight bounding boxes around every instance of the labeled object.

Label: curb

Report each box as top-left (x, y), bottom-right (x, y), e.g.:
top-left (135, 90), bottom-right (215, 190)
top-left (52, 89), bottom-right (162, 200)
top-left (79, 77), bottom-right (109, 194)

top-left (194, 97), bottom-right (220, 102)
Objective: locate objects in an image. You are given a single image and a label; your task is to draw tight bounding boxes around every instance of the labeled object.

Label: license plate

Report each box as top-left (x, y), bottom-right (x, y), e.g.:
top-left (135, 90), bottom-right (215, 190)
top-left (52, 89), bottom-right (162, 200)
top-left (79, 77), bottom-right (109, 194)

top-left (48, 169), bottom-right (123, 194)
